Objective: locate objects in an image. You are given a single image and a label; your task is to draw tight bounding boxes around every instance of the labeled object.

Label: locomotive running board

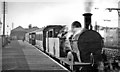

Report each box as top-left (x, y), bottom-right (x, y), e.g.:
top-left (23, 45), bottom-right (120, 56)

top-left (59, 58), bottom-right (92, 67)
top-left (73, 62), bottom-right (92, 67)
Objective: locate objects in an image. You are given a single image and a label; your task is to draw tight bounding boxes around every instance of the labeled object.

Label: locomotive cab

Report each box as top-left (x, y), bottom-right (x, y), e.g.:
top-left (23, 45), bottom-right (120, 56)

top-left (43, 25), bottom-right (64, 57)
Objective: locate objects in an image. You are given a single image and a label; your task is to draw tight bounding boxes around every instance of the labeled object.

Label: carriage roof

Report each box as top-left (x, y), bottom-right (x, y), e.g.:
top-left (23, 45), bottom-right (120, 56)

top-left (43, 25), bottom-right (64, 32)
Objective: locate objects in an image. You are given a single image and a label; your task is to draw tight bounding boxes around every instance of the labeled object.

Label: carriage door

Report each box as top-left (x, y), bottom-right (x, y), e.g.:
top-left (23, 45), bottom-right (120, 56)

top-left (46, 31), bottom-right (49, 52)
top-left (31, 33), bottom-right (36, 45)
top-left (47, 29), bottom-right (54, 55)
top-left (29, 33), bottom-right (32, 44)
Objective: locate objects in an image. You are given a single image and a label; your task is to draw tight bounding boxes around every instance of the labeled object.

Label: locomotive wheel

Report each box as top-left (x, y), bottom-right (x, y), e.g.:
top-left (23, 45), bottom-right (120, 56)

top-left (67, 51), bottom-right (74, 70)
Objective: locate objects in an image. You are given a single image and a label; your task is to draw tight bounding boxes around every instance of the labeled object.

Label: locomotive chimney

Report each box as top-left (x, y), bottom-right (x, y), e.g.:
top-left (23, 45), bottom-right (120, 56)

top-left (83, 13), bottom-right (92, 29)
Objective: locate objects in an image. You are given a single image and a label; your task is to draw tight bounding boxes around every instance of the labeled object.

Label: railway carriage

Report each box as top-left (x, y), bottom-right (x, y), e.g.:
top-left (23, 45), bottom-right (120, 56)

top-left (26, 28), bottom-right (44, 49)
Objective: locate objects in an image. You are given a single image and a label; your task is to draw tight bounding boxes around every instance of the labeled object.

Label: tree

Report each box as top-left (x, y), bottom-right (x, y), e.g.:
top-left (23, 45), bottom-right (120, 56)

top-left (28, 24), bottom-right (32, 29)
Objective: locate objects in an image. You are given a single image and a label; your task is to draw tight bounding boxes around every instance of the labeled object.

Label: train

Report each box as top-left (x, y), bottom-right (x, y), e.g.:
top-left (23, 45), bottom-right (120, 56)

top-left (25, 13), bottom-right (120, 72)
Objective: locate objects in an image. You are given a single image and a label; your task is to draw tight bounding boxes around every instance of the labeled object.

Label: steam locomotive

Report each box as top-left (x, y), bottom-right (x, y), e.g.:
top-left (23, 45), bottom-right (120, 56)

top-left (25, 13), bottom-right (120, 72)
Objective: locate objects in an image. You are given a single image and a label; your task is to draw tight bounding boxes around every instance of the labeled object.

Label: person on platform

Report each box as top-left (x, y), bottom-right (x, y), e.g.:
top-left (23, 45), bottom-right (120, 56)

top-left (65, 21), bottom-right (83, 62)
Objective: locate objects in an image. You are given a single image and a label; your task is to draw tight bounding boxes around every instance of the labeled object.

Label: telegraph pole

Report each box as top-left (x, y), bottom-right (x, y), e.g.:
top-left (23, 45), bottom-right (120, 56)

top-left (2, 1), bottom-right (6, 47)
top-left (3, 2), bottom-right (5, 36)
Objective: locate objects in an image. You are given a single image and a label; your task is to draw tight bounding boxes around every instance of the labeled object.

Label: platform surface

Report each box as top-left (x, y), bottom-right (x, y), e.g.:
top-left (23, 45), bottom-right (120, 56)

top-left (2, 40), bottom-right (68, 72)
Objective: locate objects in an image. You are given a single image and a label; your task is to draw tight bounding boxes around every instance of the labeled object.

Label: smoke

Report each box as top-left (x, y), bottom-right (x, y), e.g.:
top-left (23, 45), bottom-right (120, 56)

top-left (84, 0), bottom-right (93, 12)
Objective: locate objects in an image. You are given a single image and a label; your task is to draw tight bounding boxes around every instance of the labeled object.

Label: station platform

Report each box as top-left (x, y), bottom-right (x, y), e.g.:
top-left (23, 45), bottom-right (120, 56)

top-left (2, 40), bottom-right (68, 72)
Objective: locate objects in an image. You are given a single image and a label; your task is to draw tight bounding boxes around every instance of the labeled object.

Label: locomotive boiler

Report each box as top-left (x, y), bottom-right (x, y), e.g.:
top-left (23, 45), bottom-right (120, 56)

top-left (73, 13), bottom-right (103, 63)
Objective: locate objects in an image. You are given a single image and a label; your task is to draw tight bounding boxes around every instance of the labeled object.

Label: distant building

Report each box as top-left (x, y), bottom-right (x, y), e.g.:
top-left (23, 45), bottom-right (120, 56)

top-left (10, 26), bottom-right (26, 40)
top-left (10, 26), bottom-right (39, 40)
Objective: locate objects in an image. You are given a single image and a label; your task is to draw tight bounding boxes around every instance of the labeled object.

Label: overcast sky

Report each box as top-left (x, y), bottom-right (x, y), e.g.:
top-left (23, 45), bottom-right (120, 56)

top-left (0, 0), bottom-right (120, 35)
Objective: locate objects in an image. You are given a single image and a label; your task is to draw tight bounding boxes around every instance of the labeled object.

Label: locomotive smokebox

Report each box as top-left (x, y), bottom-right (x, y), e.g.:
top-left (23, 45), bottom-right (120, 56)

top-left (83, 13), bottom-right (92, 29)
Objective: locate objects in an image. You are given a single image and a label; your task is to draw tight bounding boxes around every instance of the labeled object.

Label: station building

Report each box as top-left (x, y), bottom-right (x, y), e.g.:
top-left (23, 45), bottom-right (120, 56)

top-left (10, 26), bottom-right (39, 40)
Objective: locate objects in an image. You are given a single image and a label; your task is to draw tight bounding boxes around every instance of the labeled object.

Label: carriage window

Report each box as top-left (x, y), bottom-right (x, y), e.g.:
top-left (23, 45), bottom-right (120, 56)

top-left (32, 34), bottom-right (36, 38)
top-left (54, 31), bottom-right (58, 37)
top-left (48, 31), bottom-right (53, 37)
